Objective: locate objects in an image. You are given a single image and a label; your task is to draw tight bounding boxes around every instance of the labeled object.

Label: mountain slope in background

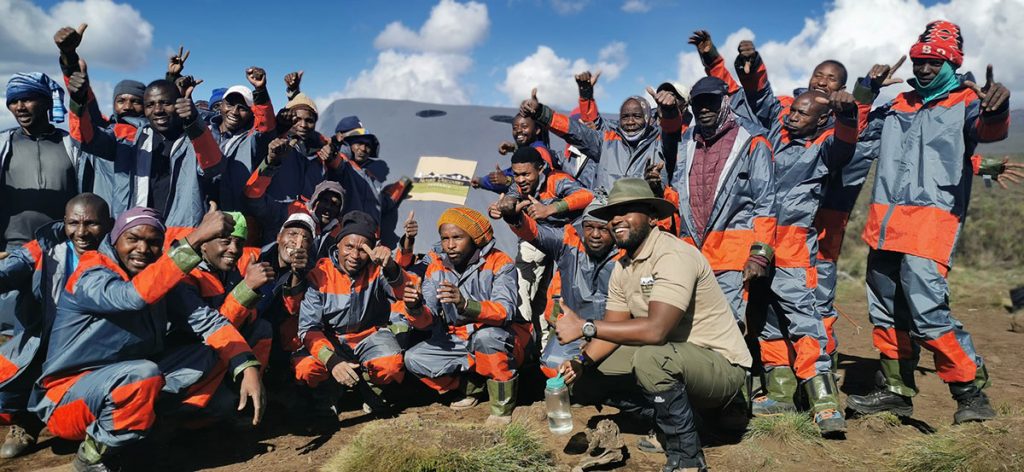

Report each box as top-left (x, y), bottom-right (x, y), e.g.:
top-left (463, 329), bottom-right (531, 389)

top-left (976, 109), bottom-right (1024, 155)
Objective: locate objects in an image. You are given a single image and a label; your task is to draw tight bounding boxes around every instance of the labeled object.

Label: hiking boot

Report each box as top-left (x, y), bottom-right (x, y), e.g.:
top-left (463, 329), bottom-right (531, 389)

top-left (449, 394), bottom-right (479, 410)
top-left (751, 396), bottom-right (797, 416)
top-left (951, 384), bottom-right (996, 425)
top-left (0, 422), bottom-right (40, 459)
top-left (846, 389), bottom-right (913, 418)
top-left (804, 374), bottom-right (846, 436)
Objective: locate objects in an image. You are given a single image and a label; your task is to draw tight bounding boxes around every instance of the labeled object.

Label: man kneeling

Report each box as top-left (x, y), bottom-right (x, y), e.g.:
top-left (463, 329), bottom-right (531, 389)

top-left (555, 179), bottom-right (751, 472)
top-left (402, 207), bottom-right (531, 424)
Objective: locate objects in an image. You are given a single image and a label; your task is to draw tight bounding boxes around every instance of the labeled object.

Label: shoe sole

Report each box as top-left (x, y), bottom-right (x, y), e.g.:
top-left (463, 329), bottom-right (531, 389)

top-left (953, 412), bottom-right (996, 425)
top-left (817, 418), bottom-right (847, 436)
top-left (846, 404), bottom-right (913, 418)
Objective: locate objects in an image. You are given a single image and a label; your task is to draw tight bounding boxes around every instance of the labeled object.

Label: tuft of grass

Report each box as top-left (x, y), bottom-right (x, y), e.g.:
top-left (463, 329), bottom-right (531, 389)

top-left (893, 420), bottom-right (1024, 472)
top-left (321, 419), bottom-right (555, 472)
top-left (743, 413), bottom-right (821, 446)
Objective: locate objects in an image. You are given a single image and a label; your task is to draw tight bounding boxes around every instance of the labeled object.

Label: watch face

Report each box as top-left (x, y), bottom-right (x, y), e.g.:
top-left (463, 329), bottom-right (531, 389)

top-left (582, 322), bottom-right (596, 338)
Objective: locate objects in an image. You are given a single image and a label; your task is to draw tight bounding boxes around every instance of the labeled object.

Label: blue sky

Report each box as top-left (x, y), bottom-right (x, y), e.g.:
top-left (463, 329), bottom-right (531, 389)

top-left (5, 0), bottom-right (1020, 130)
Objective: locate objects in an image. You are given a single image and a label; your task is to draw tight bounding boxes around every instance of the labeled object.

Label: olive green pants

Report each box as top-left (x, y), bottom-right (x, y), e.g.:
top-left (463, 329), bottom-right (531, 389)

top-left (584, 342), bottom-right (745, 407)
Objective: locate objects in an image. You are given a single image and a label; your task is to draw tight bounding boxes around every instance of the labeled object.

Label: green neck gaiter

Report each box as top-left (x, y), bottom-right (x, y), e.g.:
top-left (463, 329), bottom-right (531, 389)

top-left (908, 62), bottom-right (960, 103)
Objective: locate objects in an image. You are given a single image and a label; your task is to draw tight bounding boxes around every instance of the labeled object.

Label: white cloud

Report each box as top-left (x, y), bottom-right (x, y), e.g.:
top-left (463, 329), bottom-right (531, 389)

top-left (318, 51), bottom-right (472, 108)
top-left (499, 42), bottom-right (630, 110)
top-left (551, 0), bottom-right (588, 15)
top-left (0, 0), bottom-right (153, 129)
top-left (676, 0), bottom-right (1024, 104)
top-left (373, 0), bottom-right (488, 53)
top-left (320, 0), bottom-right (488, 107)
top-left (621, 0), bottom-right (651, 13)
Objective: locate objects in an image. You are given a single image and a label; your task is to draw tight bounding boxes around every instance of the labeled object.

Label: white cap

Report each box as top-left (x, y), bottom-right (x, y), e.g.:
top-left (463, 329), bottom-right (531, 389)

top-left (223, 85), bottom-right (254, 108)
top-left (280, 212), bottom-right (318, 237)
top-left (657, 81), bottom-right (690, 102)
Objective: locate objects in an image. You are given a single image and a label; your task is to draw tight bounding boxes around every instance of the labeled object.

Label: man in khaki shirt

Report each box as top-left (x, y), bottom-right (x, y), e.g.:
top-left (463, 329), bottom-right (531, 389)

top-left (556, 178), bottom-right (751, 472)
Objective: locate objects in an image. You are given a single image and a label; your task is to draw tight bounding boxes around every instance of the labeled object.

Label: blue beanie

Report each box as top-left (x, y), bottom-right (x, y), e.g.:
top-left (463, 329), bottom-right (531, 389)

top-left (209, 87), bottom-right (228, 105)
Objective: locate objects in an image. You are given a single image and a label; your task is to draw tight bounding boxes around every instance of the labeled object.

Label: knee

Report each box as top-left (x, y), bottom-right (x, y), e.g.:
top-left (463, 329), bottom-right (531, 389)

top-left (402, 344), bottom-right (429, 377)
top-left (631, 347), bottom-right (670, 393)
top-left (293, 356), bottom-right (329, 388)
top-left (469, 327), bottom-right (510, 354)
top-left (365, 353), bottom-right (405, 385)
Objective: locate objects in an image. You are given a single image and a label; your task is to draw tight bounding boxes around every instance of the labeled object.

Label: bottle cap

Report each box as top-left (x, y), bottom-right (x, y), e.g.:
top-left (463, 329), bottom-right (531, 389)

top-left (546, 375), bottom-right (566, 390)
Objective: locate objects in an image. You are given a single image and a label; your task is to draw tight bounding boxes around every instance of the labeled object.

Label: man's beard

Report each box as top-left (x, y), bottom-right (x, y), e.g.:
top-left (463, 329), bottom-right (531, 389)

top-left (615, 223), bottom-right (651, 252)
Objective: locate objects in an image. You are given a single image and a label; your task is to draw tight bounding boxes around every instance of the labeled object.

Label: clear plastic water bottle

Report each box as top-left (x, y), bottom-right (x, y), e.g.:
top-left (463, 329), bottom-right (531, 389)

top-left (545, 375), bottom-right (573, 434)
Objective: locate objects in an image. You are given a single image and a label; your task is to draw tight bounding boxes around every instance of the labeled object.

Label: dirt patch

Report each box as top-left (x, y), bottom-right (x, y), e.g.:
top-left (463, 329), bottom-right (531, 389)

top-left (3, 276), bottom-right (1024, 471)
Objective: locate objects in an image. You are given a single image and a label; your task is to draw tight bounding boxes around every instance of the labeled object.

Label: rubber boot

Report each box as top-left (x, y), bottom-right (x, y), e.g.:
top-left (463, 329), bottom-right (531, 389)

top-left (950, 381), bottom-right (996, 425)
top-left (804, 373), bottom-right (846, 436)
top-left (846, 359), bottom-right (915, 418)
top-left (751, 367), bottom-right (798, 416)
top-left (485, 375), bottom-right (518, 425)
top-left (71, 435), bottom-right (114, 472)
top-left (645, 382), bottom-right (707, 472)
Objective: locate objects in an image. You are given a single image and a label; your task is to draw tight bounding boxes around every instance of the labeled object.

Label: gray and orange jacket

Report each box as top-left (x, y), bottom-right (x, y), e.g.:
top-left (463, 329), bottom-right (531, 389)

top-left (668, 116), bottom-right (777, 272)
top-left (68, 98), bottom-right (224, 236)
top-left (404, 241), bottom-right (521, 340)
top-left (508, 215), bottom-right (620, 323)
top-left (60, 75), bottom-right (148, 205)
top-left (38, 240), bottom-right (256, 394)
top-left (181, 247), bottom-right (265, 331)
top-left (330, 143), bottom-right (411, 225)
top-left (762, 107), bottom-right (857, 272)
top-left (718, 54), bottom-right (874, 267)
top-left (208, 88), bottom-right (277, 212)
top-left (243, 135), bottom-right (333, 244)
top-left (858, 76), bottom-right (1009, 269)
top-left (505, 166), bottom-right (594, 227)
top-left (297, 248), bottom-right (413, 368)
top-left (534, 105), bottom-right (668, 198)
top-left (0, 221), bottom-right (74, 391)
top-left (725, 61), bottom-right (861, 270)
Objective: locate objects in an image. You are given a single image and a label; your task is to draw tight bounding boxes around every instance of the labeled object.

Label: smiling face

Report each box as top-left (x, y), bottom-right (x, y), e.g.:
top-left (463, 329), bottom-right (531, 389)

top-left (350, 141), bottom-right (372, 163)
top-left (312, 192), bottom-right (343, 226)
top-left (143, 83), bottom-right (182, 136)
top-left (511, 162), bottom-right (543, 196)
top-left (912, 58), bottom-right (946, 86)
top-left (512, 115), bottom-right (540, 146)
top-left (276, 225), bottom-right (313, 266)
top-left (439, 224), bottom-right (476, 270)
top-left (114, 225), bottom-right (164, 276)
top-left (201, 236), bottom-right (244, 272)
top-left (607, 203), bottom-right (656, 254)
top-left (619, 98), bottom-right (646, 135)
top-left (337, 233), bottom-right (371, 276)
top-left (220, 94), bottom-right (252, 133)
top-left (808, 62), bottom-right (847, 94)
top-left (582, 220), bottom-right (614, 260)
top-left (64, 201), bottom-right (112, 255)
top-left (7, 97), bottom-right (50, 134)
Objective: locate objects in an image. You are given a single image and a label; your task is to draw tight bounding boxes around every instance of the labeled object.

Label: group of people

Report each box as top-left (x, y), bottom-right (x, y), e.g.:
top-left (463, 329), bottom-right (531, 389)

top-left (0, 18), bottom-right (1019, 472)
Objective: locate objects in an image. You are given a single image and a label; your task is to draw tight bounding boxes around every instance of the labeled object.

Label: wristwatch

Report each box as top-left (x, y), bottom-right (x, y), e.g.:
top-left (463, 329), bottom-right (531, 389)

top-left (581, 320), bottom-right (597, 341)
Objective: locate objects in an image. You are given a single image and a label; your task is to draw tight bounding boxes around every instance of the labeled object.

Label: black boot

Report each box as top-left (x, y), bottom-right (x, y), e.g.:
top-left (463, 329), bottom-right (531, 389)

top-left (950, 382), bottom-right (996, 425)
top-left (846, 369), bottom-right (914, 418)
top-left (645, 382), bottom-right (707, 472)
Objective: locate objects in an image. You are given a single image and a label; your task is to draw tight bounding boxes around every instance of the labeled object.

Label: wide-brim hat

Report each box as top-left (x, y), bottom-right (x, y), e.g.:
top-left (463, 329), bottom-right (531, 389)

top-left (588, 178), bottom-right (676, 221)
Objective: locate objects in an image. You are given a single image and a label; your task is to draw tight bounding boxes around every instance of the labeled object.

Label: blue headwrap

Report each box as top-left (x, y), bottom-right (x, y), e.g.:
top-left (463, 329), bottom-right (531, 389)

top-left (6, 72), bottom-right (66, 124)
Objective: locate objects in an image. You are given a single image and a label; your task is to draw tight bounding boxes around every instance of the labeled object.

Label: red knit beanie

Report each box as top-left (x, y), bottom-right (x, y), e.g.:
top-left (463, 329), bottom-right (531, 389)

top-left (909, 20), bottom-right (964, 68)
